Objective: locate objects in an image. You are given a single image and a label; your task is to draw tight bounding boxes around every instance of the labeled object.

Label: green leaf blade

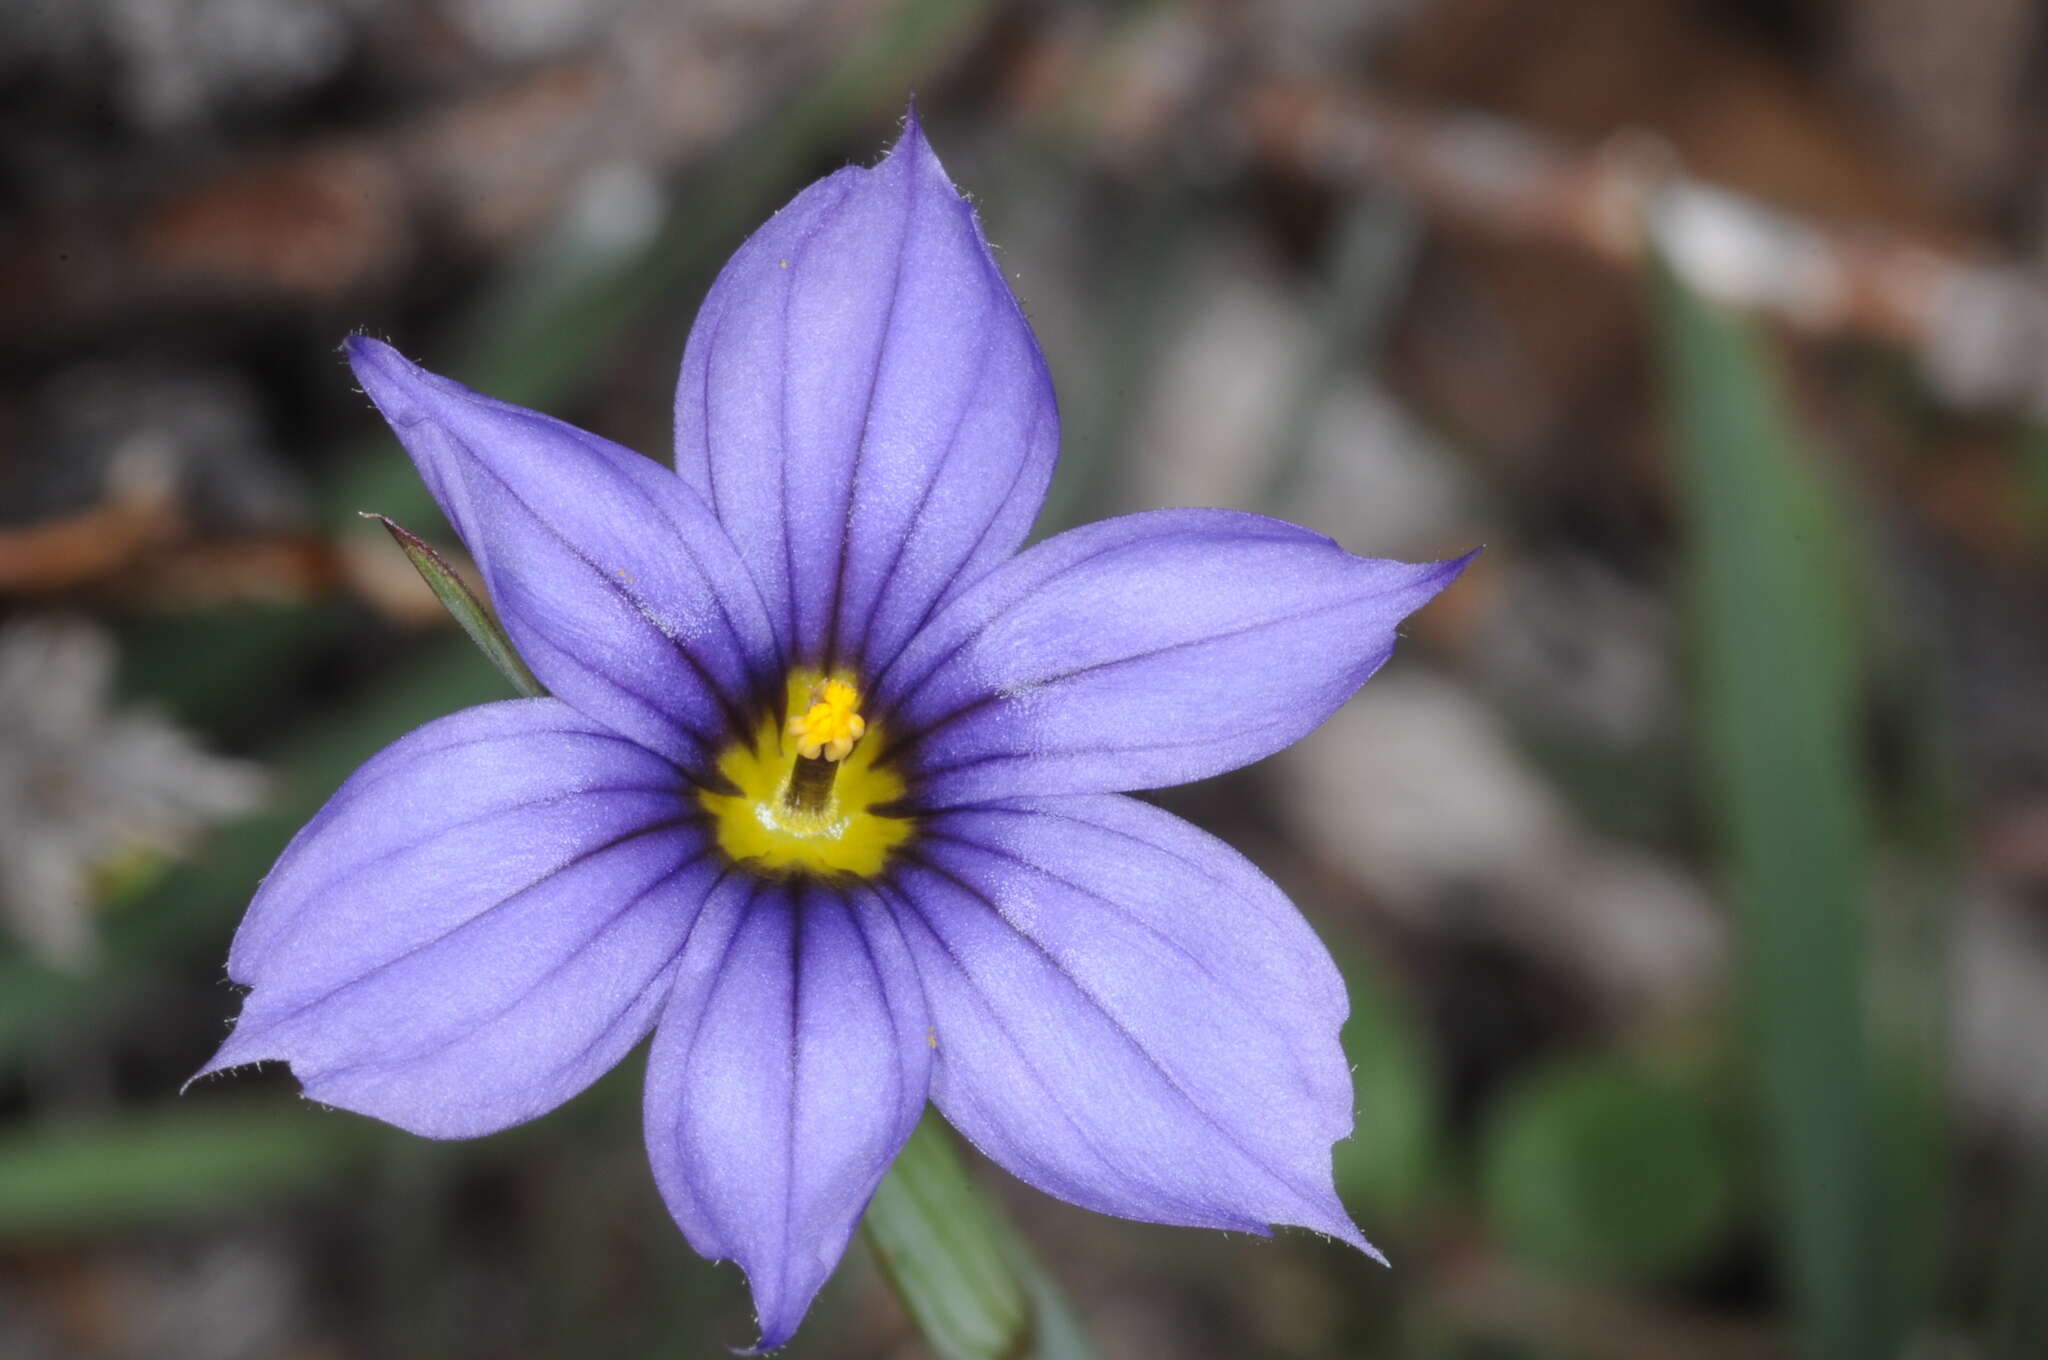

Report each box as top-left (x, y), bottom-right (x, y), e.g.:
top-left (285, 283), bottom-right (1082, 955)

top-left (365, 513), bottom-right (544, 700)
top-left (1654, 261), bottom-right (1894, 1359)
top-left (862, 1114), bottom-right (1096, 1360)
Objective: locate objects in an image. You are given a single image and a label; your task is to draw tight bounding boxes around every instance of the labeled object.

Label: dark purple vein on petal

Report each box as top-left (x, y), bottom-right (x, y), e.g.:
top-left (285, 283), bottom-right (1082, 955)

top-left (850, 289), bottom-right (1002, 673)
top-left (919, 811), bottom-right (1334, 1096)
top-left (872, 875), bottom-right (1155, 1210)
top-left (895, 711), bottom-right (1307, 800)
top-left (308, 845), bottom-right (720, 1081)
top-left (780, 882), bottom-right (807, 1325)
top-left (777, 188), bottom-right (855, 663)
top-left (877, 592), bottom-right (1392, 768)
top-left (863, 523), bottom-right (1146, 734)
top-left (897, 848), bottom-right (1339, 1222)
top-left (242, 816), bottom-right (701, 1040)
top-left (821, 142), bottom-right (921, 677)
top-left (876, 255), bottom-right (1056, 658)
top-left (506, 859), bottom-right (740, 1095)
top-left (842, 889), bottom-right (912, 1122)
top-left (317, 724), bottom-right (682, 826)
top-left (251, 788), bottom-right (698, 963)
top-left (455, 445), bottom-right (759, 747)
top-left (663, 875), bottom-right (772, 1252)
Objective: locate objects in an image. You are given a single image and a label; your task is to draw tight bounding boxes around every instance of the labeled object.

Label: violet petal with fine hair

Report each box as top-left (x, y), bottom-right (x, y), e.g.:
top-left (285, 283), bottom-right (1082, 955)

top-left (202, 700), bottom-right (712, 1139)
top-left (643, 878), bottom-right (931, 1350)
top-left (873, 507), bottom-right (1473, 806)
top-left (673, 113), bottom-right (1059, 674)
top-left (887, 793), bottom-right (1381, 1258)
top-left (350, 337), bottom-right (780, 772)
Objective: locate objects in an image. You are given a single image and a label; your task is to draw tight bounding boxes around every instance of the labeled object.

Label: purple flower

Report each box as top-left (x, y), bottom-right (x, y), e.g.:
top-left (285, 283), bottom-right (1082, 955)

top-left (199, 114), bottom-right (1470, 1349)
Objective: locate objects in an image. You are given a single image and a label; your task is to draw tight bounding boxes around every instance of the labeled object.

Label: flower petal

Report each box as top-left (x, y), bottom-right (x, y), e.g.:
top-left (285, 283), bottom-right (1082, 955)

top-left (349, 336), bottom-right (780, 771)
top-left (643, 878), bottom-right (931, 1352)
top-left (872, 508), bottom-right (1473, 805)
top-left (673, 112), bottom-right (1059, 674)
top-left (886, 794), bottom-right (1378, 1255)
top-left (200, 699), bottom-right (715, 1139)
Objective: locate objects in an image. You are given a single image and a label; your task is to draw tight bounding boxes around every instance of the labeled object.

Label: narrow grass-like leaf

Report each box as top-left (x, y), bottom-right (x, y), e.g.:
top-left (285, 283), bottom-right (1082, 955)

top-left (1866, 616), bottom-right (1959, 1335)
top-left (864, 1115), bottom-right (1032, 1359)
top-left (1991, 1149), bottom-right (2048, 1359)
top-left (1258, 191), bottom-right (1421, 512)
top-left (1034, 187), bottom-right (1203, 536)
top-left (1654, 261), bottom-right (1890, 1359)
top-left (365, 513), bottom-right (543, 700)
top-left (863, 1113), bottom-right (1096, 1360)
top-left (0, 1102), bottom-right (373, 1241)
top-left (997, 1226), bottom-right (1098, 1360)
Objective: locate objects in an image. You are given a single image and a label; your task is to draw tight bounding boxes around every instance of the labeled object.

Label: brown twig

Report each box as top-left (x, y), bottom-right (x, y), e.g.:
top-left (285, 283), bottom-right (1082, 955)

top-left (1242, 81), bottom-right (2048, 416)
top-left (0, 455), bottom-right (180, 592)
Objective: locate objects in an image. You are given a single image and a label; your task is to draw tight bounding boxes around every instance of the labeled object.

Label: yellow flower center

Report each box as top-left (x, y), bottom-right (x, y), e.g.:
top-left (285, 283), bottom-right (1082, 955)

top-left (699, 672), bottom-right (912, 879)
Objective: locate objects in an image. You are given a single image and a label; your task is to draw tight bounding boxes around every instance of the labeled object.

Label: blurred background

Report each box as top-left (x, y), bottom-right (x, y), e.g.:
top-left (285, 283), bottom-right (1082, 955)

top-left (3, 1), bottom-right (2046, 1356)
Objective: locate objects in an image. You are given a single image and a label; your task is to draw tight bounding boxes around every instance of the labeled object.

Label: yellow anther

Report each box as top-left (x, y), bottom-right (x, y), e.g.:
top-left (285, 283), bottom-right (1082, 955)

top-left (788, 680), bottom-right (866, 762)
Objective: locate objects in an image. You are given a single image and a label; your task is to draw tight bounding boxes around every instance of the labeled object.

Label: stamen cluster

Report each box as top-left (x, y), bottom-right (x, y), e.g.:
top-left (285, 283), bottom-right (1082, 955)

top-left (788, 679), bottom-right (866, 761)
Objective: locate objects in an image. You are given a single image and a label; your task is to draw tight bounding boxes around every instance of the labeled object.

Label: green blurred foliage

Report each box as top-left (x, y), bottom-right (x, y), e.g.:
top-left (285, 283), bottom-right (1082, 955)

top-left (1480, 1059), bottom-right (1734, 1282)
top-left (1334, 963), bottom-right (1440, 1229)
top-left (0, 1103), bottom-right (374, 1243)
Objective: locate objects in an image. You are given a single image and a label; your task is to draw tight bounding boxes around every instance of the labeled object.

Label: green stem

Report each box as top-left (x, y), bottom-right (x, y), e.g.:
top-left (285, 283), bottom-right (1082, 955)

top-left (862, 1114), bottom-right (1096, 1360)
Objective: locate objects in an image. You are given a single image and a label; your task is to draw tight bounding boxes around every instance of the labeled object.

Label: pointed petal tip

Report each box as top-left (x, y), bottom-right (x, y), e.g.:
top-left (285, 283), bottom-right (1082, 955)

top-left (1413, 543), bottom-right (1482, 588)
top-left (184, 1024), bottom-right (272, 1094)
top-left (734, 1325), bottom-right (792, 1357)
top-left (1394, 543), bottom-right (1483, 607)
top-left (179, 1061), bottom-right (222, 1098)
top-left (342, 331), bottom-right (402, 375)
top-left (1296, 1201), bottom-right (1388, 1266)
top-left (343, 334), bottom-right (429, 422)
top-left (729, 1267), bottom-right (802, 1356)
top-left (884, 97), bottom-right (948, 183)
top-left (1332, 1216), bottom-right (1391, 1267)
